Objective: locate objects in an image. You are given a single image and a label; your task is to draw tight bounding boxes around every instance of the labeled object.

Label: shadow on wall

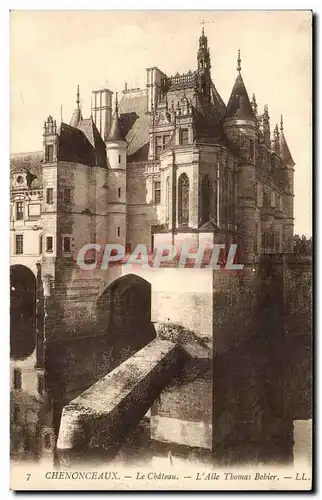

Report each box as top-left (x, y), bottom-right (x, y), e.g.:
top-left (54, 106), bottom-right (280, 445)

top-left (10, 265), bottom-right (36, 360)
top-left (46, 274), bottom-right (156, 410)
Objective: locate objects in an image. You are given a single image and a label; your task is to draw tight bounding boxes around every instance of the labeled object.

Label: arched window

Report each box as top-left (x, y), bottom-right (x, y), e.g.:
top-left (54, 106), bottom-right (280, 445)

top-left (201, 174), bottom-right (211, 224)
top-left (178, 173), bottom-right (189, 226)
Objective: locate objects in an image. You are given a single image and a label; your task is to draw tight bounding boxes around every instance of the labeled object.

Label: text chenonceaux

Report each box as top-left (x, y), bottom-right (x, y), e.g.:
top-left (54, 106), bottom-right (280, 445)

top-left (76, 243), bottom-right (245, 270)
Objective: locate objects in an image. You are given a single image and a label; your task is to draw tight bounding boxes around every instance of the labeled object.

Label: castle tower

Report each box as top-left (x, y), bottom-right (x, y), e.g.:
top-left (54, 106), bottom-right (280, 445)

top-left (223, 50), bottom-right (257, 280)
top-left (42, 115), bottom-right (59, 280)
top-left (106, 94), bottom-right (127, 248)
top-left (279, 115), bottom-right (295, 252)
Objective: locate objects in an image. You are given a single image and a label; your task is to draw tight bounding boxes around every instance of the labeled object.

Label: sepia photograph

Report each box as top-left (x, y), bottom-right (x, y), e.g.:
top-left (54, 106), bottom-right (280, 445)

top-left (9, 10), bottom-right (312, 491)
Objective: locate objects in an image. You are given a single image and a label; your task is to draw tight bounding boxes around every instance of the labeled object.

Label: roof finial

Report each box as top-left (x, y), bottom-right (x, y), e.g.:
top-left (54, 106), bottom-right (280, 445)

top-left (280, 114), bottom-right (284, 131)
top-left (251, 93), bottom-right (258, 114)
top-left (76, 85), bottom-right (80, 109)
top-left (201, 18), bottom-right (205, 36)
top-left (237, 49), bottom-right (241, 73)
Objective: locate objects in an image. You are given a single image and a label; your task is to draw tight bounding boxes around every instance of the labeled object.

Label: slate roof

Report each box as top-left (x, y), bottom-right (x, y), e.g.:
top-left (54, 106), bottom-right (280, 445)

top-left (193, 93), bottom-right (227, 145)
top-left (10, 151), bottom-right (43, 188)
top-left (106, 109), bottom-right (127, 143)
top-left (77, 117), bottom-right (107, 167)
top-left (10, 119), bottom-right (107, 182)
top-left (119, 91), bottom-right (150, 162)
top-left (280, 131), bottom-right (295, 166)
top-left (58, 122), bottom-right (95, 166)
top-left (225, 73), bottom-right (255, 121)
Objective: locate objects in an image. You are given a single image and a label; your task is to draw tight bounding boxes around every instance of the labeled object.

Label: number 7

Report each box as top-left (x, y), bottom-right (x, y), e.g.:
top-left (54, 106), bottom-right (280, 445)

top-left (26, 474), bottom-right (31, 481)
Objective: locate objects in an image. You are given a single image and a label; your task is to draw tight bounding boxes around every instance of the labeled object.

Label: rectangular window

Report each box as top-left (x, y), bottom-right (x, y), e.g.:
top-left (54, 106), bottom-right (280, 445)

top-left (46, 188), bottom-right (54, 204)
top-left (181, 128), bottom-right (189, 145)
top-left (39, 234), bottom-right (43, 254)
top-left (275, 231), bottom-right (280, 252)
top-left (45, 145), bottom-right (54, 163)
top-left (63, 236), bottom-right (71, 252)
top-left (153, 181), bottom-right (161, 205)
top-left (155, 135), bottom-right (170, 159)
top-left (117, 226), bottom-right (120, 237)
top-left (155, 146), bottom-right (162, 159)
top-left (15, 235), bottom-right (23, 255)
top-left (16, 202), bottom-right (24, 220)
top-left (155, 135), bottom-right (162, 159)
top-left (46, 236), bottom-right (53, 253)
top-left (13, 368), bottom-right (22, 390)
top-left (261, 232), bottom-right (267, 253)
top-left (118, 188), bottom-right (121, 198)
top-left (263, 190), bottom-right (270, 207)
top-left (118, 155), bottom-right (121, 164)
top-left (254, 223), bottom-right (258, 254)
top-left (63, 188), bottom-right (71, 204)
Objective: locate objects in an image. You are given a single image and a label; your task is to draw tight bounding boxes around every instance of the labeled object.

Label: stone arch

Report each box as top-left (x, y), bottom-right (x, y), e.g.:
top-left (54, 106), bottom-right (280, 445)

top-left (97, 274), bottom-right (152, 336)
top-left (10, 264), bottom-right (36, 360)
top-left (178, 172), bottom-right (189, 226)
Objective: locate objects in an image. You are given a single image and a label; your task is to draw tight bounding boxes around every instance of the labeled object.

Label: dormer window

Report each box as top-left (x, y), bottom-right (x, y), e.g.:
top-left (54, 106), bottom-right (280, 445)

top-left (13, 173), bottom-right (26, 188)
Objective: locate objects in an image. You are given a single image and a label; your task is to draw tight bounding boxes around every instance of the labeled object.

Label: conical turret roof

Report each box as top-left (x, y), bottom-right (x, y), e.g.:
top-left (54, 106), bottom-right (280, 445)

top-left (224, 51), bottom-right (255, 121)
top-left (225, 73), bottom-right (255, 120)
top-left (106, 93), bottom-right (126, 142)
top-left (70, 85), bottom-right (83, 128)
top-left (280, 131), bottom-right (295, 166)
top-left (279, 115), bottom-right (295, 166)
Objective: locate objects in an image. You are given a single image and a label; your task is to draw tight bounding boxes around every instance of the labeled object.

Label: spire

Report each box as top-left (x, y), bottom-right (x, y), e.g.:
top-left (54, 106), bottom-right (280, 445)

top-left (279, 116), bottom-right (295, 166)
top-left (76, 85), bottom-right (80, 109)
top-left (106, 93), bottom-right (126, 142)
top-left (263, 104), bottom-right (269, 120)
top-left (70, 85), bottom-right (83, 127)
top-left (224, 52), bottom-right (255, 121)
top-left (237, 49), bottom-right (241, 73)
top-left (197, 26), bottom-right (211, 71)
top-left (273, 124), bottom-right (280, 154)
top-left (251, 93), bottom-right (258, 115)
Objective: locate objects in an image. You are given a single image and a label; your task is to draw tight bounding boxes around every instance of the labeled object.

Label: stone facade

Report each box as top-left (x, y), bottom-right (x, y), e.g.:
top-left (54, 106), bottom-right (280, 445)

top-left (10, 29), bottom-right (308, 457)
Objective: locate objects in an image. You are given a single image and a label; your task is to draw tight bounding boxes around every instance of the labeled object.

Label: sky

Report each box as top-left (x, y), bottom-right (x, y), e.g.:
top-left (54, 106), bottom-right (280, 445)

top-left (10, 10), bottom-right (312, 236)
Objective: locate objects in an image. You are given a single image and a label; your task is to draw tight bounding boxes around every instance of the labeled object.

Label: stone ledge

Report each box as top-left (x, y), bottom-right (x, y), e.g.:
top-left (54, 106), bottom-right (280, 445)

top-left (57, 338), bottom-right (185, 451)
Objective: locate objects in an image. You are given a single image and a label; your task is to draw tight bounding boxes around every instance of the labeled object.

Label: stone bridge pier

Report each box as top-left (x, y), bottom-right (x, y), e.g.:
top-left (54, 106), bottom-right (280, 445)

top-left (48, 258), bottom-right (311, 465)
